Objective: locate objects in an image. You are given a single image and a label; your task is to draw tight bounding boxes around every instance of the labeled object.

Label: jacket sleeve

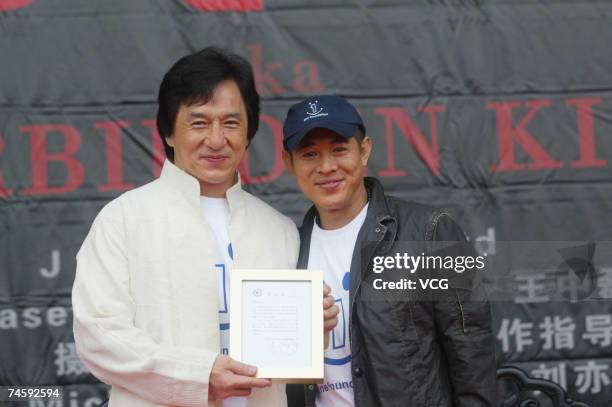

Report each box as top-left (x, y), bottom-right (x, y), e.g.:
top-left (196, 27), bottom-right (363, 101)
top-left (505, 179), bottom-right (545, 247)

top-left (285, 216), bottom-right (300, 269)
top-left (430, 213), bottom-right (498, 407)
top-left (72, 205), bottom-right (218, 407)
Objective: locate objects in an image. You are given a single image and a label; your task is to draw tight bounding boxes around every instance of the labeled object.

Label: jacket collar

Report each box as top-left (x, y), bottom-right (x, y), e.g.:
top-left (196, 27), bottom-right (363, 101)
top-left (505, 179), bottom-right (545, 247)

top-left (363, 177), bottom-right (395, 230)
top-left (158, 159), bottom-right (244, 213)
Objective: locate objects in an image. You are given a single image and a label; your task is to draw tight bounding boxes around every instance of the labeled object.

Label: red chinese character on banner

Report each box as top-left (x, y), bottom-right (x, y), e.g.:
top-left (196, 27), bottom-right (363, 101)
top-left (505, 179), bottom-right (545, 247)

top-left (0, 0), bottom-right (35, 12)
top-left (183, 0), bottom-right (263, 12)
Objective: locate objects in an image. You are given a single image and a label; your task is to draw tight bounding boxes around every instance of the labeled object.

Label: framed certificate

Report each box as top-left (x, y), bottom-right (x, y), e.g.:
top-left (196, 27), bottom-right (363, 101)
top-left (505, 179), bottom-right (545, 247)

top-left (229, 269), bottom-right (324, 383)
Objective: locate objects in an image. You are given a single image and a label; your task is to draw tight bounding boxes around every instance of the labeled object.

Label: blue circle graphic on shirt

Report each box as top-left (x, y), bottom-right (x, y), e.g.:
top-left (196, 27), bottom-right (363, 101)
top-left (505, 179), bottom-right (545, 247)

top-left (325, 273), bottom-right (352, 366)
top-left (228, 243), bottom-right (233, 260)
top-left (342, 271), bottom-right (350, 291)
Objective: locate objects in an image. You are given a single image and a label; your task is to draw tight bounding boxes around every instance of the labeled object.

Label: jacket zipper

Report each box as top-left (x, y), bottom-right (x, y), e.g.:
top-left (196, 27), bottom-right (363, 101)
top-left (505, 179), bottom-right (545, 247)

top-left (457, 294), bottom-right (467, 334)
top-left (348, 226), bottom-right (386, 350)
top-left (429, 211), bottom-right (468, 335)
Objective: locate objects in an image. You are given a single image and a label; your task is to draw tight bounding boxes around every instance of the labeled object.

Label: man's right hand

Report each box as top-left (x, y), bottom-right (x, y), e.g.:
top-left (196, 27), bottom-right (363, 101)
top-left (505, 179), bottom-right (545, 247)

top-left (208, 355), bottom-right (272, 401)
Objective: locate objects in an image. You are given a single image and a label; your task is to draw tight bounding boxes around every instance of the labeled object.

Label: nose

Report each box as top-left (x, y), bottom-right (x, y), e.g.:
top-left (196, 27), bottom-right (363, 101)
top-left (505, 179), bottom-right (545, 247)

top-left (205, 121), bottom-right (225, 150)
top-left (317, 152), bottom-right (338, 174)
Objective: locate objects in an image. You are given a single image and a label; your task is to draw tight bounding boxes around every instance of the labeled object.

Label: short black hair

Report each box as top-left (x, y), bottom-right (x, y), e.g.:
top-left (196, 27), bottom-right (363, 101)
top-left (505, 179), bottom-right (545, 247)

top-left (353, 127), bottom-right (366, 143)
top-left (156, 47), bottom-right (260, 162)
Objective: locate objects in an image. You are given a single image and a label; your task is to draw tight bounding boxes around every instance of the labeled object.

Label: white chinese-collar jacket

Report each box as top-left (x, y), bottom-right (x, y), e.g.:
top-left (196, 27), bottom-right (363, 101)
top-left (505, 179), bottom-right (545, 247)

top-left (72, 160), bottom-right (299, 407)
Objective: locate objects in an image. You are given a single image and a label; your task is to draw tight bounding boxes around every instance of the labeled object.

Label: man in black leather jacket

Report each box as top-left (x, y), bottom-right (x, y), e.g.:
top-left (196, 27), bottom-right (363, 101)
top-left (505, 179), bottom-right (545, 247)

top-left (282, 95), bottom-right (497, 407)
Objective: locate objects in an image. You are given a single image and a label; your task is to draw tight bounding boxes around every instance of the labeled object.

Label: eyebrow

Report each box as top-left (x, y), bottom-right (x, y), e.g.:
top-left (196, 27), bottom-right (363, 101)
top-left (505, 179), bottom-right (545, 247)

top-left (187, 111), bottom-right (243, 120)
top-left (298, 136), bottom-right (348, 149)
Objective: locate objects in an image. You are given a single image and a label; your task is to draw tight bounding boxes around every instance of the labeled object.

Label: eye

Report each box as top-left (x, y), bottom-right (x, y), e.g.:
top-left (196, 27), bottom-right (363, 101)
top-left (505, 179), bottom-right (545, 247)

top-left (192, 120), bottom-right (208, 128)
top-left (333, 146), bottom-right (348, 153)
top-left (224, 120), bottom-right (240, 129)
top-left (301, 151), bottom-right (318, 159)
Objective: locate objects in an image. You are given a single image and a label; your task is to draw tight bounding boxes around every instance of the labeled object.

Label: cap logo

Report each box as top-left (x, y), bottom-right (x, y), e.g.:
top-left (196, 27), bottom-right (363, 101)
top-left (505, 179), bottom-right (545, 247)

top-left (304, 100), bottom-right (328, 122)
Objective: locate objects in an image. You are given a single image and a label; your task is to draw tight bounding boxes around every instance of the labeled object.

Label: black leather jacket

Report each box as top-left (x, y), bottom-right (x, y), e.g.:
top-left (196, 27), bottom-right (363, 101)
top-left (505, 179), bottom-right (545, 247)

top-left (287, 177), bottom-right (497, 407)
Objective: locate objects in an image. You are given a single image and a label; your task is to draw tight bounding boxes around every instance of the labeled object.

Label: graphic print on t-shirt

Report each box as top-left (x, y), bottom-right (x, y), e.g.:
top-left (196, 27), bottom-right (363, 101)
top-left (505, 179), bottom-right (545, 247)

top-left (217, 242), bottom-right (234, 352)
top-left (326, 271), bottom-right (351, 365)
top-left (200, 197), bottom-right (246, 407)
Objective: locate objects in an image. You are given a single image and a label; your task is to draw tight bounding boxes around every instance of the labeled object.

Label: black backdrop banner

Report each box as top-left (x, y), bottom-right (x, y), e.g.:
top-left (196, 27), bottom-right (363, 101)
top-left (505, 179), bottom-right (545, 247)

top-left (1, 1), bottom-right (612, 405)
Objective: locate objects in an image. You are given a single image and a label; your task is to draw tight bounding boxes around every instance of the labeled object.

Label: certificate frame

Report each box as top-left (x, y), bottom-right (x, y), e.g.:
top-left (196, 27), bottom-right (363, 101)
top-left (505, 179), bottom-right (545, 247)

top-left (229, 269), bottom-right (324, 383)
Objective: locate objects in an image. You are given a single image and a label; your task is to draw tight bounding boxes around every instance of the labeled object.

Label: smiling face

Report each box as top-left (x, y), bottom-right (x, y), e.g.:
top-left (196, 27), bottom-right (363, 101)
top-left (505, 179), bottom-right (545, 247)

top-left (166, 80), bottom-right (248, 197)
top-left (283, 128), bottom-right (372, 229)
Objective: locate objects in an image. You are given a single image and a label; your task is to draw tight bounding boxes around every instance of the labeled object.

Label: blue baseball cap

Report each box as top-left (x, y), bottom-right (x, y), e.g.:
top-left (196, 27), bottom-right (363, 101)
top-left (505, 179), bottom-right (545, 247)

top-left (282, 95), bottom-right (365, 151)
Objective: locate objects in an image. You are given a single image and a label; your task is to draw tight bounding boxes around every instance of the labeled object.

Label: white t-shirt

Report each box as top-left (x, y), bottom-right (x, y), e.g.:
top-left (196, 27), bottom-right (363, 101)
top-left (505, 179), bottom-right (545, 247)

top-left (308, 204), bottom-right (369, 407)
top-left (200, 196), bottom-right (245, 407)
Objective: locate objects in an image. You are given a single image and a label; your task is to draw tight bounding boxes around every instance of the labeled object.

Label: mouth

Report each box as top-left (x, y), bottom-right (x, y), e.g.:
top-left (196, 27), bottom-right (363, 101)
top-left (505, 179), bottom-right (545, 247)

top-left (199, 154), bottom-right (229, 164)
top-left (315, 178), bottom-right (344, 191)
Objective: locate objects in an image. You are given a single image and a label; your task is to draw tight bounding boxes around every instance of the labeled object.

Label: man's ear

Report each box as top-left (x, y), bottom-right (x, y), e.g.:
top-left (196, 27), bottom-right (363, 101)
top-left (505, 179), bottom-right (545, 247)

top-left (165, 135), bottom-right (175, 148)
top-left (282, 149), bottom-right (295, 176)
top-left (360, 136), bottom-right (372, 167)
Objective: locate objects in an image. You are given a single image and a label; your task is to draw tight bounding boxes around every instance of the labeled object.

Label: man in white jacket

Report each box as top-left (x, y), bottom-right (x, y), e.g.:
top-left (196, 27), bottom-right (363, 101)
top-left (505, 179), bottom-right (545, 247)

top-left (72, 47), bottom-right (338, 407)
